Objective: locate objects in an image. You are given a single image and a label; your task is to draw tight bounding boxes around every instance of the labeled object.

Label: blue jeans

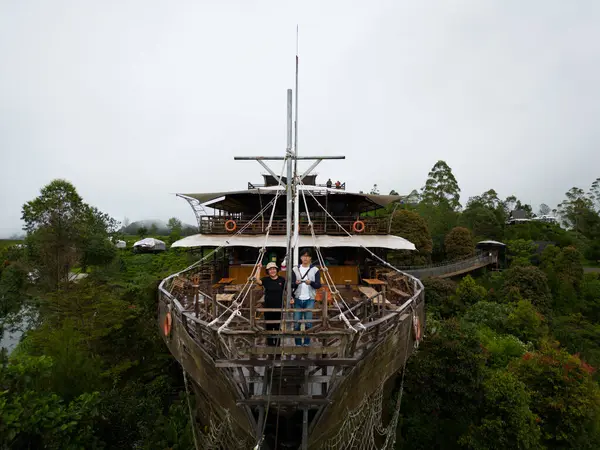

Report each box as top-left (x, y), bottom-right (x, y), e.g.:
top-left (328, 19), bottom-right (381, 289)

top-left (294, 298), bottom-right (315, 346)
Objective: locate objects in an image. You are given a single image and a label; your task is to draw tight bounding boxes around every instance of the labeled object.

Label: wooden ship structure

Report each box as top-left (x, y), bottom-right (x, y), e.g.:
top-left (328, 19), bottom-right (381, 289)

top-left (157, 90), bottom-right (425, 449)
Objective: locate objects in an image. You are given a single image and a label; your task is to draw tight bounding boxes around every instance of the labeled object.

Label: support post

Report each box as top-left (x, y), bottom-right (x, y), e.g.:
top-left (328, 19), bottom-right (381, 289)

top-left (286, 89), bottom-right (294, 313)
top-left (302, 407), bottom-right (309, 450)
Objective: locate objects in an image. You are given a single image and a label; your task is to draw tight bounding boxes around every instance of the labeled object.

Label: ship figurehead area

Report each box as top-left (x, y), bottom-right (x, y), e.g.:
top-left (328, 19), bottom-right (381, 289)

top-left (157, 90), bottom-right (425, 450)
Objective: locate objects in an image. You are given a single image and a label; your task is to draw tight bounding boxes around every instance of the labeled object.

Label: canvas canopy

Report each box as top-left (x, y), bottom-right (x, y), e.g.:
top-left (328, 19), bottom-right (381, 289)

top-left (178, 185), bottom-right (402, 214)
top-left (133, 238), bottom-right (166, 251)
top-left (171, 234), bottom-right (415, 251)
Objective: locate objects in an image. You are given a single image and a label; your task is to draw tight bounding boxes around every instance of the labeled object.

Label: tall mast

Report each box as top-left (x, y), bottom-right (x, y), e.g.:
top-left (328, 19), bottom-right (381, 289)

top-left (285, 89), bottom-right (294, 310)
top-left (293, 27), bottom-right (300, 267)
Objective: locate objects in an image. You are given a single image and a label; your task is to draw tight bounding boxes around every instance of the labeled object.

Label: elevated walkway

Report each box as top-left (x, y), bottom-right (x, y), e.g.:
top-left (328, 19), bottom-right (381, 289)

top-left (401, 252), bottom-right (498, 279)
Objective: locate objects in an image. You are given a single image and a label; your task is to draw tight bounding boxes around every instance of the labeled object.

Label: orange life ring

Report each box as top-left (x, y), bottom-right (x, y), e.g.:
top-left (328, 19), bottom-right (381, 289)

top-left (352, 220), bottom-right (365, 233)
top-left (413, 314), bottom-right (421, 341)
top-left (224, 220), bottom-right (237, 232)
top-left (163, 311), bottom-right (172, 337)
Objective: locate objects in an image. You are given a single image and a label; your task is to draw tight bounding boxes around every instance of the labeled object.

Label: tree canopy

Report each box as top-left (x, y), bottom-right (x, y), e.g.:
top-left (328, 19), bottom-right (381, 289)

top-left (421, 160), bottom-right (461, 210)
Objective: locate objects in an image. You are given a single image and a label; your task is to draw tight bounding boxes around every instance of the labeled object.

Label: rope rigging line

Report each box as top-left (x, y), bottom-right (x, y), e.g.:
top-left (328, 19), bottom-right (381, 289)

top-left (206, 159), bottom-right (289, 332)
top-left (315, 310), bottom-right (416, 450)
top-left (297, 180), bottom-right (366, 329)
top-left (253, 162), bottom-right (300, 448)
top-left (159, 190), bottom-right (286, 307)
top-left (298, 184), bottom-right (425, 296)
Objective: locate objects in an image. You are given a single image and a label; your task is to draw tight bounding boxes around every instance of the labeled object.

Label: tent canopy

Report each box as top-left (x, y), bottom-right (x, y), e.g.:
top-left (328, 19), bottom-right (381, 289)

top-left (133, 238), bottom-right (166, 251)
top-left (171, 234), bottom-right (416, 251)
top-left (179, 185), bottom-right (402, 214)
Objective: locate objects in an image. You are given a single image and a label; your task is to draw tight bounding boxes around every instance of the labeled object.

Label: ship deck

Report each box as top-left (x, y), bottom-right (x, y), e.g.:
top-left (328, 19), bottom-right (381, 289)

top-left (158, 261), bottom-right (424, 449)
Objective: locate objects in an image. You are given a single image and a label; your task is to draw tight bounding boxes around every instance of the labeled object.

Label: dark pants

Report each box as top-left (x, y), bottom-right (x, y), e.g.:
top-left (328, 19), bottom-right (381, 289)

top-left (265, 311), bottom-right (281, 347)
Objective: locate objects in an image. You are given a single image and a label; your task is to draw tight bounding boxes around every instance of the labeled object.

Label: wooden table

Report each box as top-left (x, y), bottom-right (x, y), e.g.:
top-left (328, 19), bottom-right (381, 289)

top-left (218, 277), bottom-right (236, 285)
top-left (361, 279), bottom-right (388, 315)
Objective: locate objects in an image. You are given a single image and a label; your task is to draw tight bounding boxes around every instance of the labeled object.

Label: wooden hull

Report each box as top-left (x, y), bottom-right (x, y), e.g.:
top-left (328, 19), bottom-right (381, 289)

top-left (158, 286), bottom-right (424, 449)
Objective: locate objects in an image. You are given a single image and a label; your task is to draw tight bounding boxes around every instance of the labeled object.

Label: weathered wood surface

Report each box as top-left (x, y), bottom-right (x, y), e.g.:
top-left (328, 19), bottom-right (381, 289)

top-left (157, 301), bottom-right (256, 440)
top-left (158, 260), bottom-right (426, 449)
top-left (308, 295), bottom-right (425, 447)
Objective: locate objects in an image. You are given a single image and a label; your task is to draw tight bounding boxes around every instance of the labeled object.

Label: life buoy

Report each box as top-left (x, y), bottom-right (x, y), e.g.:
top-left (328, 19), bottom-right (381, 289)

top-left (224, 220), bottom-right (237, 232)
top-left (413, 314), bottom-right (421, 341)
top-left (352, 220), bottom-right (365, 233)
top-left (163, 311), bottom-right (172, 337)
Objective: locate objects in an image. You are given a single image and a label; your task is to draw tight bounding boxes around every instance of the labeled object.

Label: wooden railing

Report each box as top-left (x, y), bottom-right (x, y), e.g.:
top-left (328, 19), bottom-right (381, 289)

top-left (199, 215), bottom-right (390, 235)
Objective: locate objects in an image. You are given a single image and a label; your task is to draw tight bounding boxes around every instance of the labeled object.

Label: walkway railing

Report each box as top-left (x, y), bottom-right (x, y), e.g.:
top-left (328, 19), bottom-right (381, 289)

top-left (402, 252), bottom-right (498, 279)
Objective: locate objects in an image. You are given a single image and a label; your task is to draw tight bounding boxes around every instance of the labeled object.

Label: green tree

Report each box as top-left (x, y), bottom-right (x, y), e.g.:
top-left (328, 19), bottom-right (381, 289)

top-left (460, 206), bottom-right (503, 241)
top-left (21, 180), bottom-right (117, 289)
top-left (452, 275), bottom-right (487, 308)
top-left (369, 184), bottom-right (380, 195)
top-left (538, 203), bottom-right (551, 216)
top-left (444, 227), bottom-right (475, 260)
top-left (421, 160), bottom-right (461, 210)
top-left (506, 239), bottom-right (536, 267)
top-left (501, 265), bottom-right (552, 312)
top-left (389, 209), bottom-right (432, 265)
top-left (581, 273), bottom-right (600, 323)
top-left (167, 217), bottom-right (183, 234)
top-left (505, 300), bottom-right (547, 345)
top-left (149, 223), bottom-right (158, 236)
top-left (460, 370), bottom-right (543, 450)
top-left (417, 202), bottom-right (459, 259)
top-left (511, 347), bottom-right (600, 449)
top-left (557, 187), bottom-right (600, 238)
top-left (137, 226), bottom-right (148, 238)
top-left (421, 277), bottom-right (459, 318)
top-left (552, 314), bottom-right (600, 374)
top-left (462, 301), bottom-right (512, 333)
top-left (398, 320), bottom-right (486, 450)
top-left (167, 218), bottom-right (183, 245)
top-left (590, 177), bottom-right (600, 212)
top-left (0, 355), bottom-right (103, 449)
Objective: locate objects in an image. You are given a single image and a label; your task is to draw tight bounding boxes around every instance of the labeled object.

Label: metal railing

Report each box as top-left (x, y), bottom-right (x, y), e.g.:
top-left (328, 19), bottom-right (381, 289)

top-left (403, 252), bottom-right (498, 279)
top-left (198, 215), bottom-right (389, 235)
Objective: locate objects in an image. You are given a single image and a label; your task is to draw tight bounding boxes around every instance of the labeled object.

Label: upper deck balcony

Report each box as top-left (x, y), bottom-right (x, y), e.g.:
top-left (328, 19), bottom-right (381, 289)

top-left (198, 214), bottom-right (391, 235)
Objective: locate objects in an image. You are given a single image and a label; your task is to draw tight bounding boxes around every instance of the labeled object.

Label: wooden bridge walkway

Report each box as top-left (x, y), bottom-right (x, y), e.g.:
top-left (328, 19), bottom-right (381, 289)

top-left (401, 252), bottom-right (498, 279)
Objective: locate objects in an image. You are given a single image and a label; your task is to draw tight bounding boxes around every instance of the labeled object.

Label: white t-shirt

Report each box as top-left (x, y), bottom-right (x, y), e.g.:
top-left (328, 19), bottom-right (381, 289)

top-left (297, 265), bottom-right (311, 300)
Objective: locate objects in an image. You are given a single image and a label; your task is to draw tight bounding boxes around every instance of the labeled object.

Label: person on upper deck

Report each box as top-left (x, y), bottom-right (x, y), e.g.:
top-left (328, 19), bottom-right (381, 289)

top-left (326, 178), bottom-right (332, 188)
top-left (253, 262), bottom-right (285, 347)
top-left (291, 248), bottom-right (321, 346)
top-left (335, 180), bottom-right (341, 189)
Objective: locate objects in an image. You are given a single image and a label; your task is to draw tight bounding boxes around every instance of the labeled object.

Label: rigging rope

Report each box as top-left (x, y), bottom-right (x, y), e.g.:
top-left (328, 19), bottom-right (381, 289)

top-left (216, 158), bottom-right (288, 335)
top-left (315, 311), bottom-right (415, 450)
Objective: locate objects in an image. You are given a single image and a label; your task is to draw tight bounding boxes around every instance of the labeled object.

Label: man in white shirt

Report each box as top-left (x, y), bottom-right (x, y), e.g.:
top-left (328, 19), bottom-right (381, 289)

top-left (291, 248), bottom-right (322, 346)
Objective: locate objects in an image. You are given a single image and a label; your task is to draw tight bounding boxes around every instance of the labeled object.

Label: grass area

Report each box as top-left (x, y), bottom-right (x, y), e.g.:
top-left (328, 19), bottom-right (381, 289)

top-left (0, 239), bottom-right (22, 250)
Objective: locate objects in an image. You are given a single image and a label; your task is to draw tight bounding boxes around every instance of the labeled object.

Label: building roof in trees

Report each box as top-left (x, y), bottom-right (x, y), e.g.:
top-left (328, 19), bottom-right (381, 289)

top-left (511, 209), bottom-right (529, 220)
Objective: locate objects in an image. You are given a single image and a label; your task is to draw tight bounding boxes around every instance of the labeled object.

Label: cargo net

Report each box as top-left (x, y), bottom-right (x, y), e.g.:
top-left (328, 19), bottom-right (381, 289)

top-left (196, 409), bottom-right (253, 450)
top-left (314, 381), bottom-right (403, 450)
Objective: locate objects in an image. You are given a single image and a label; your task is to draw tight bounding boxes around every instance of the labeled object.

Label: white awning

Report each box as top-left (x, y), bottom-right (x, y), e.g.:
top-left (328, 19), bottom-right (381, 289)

top-left (171, 234), bottom-right (416, 251)
top-left (476, 240), bottom-right (506, 246)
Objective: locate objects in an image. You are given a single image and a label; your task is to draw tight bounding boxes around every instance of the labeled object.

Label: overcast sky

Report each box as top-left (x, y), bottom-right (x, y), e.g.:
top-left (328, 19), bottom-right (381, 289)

top-left (1, 0), bottom-right (600, 237)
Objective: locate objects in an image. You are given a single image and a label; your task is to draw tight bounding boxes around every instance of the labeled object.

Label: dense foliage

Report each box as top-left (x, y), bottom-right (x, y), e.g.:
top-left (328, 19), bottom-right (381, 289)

top-left (2, 165), bottom-right (600, 449)
top-left (1, 181), bottom-right (196, 449)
